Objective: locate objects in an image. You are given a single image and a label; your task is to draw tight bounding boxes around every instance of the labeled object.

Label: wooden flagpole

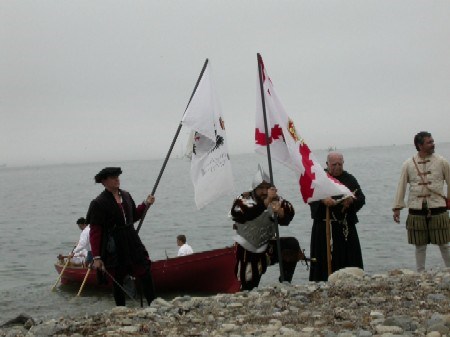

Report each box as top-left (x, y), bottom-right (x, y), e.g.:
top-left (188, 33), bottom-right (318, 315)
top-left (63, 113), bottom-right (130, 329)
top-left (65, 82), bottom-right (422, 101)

top-left (136, 59), bottom-right (209, 233)
top-left (257, 53), bottom-right (284, 282)
top-left (324, 191), bottom-right (356, 277)
top-left (325, 206), bottom-right (332, 276)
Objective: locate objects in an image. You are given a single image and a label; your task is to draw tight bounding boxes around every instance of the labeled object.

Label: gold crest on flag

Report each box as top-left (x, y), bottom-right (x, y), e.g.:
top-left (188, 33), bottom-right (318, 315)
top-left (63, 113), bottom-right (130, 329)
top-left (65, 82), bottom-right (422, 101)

top-left (287, 118), bottom-right (300, 142)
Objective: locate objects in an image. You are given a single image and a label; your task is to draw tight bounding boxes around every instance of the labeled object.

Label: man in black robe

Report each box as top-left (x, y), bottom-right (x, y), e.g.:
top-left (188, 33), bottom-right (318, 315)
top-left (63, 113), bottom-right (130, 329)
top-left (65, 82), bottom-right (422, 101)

top-left (309, 152), bottom-right (365, 282)
top-left (89, 167), bottom-right (156, 306)
top-left (231, 165), bottom-right (300, 290)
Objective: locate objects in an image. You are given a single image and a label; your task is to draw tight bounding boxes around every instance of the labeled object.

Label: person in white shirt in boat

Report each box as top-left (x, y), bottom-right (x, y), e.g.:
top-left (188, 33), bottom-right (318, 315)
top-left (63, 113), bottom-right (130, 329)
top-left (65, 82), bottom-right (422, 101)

top-left (177, 234), bottom-right (194, 256)
top-left (69, 217), bottom-right (92, 265)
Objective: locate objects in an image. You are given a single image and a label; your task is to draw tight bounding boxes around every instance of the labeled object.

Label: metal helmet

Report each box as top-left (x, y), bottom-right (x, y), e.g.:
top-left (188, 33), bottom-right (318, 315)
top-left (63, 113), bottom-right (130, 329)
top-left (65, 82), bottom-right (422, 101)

top-left (251, 164), bottom-right (271, 189)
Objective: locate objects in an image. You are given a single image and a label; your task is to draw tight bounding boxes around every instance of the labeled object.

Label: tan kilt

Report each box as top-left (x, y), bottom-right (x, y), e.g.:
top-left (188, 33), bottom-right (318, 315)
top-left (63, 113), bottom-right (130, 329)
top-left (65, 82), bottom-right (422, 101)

top-left (406, 209), bottom-right (450, 245)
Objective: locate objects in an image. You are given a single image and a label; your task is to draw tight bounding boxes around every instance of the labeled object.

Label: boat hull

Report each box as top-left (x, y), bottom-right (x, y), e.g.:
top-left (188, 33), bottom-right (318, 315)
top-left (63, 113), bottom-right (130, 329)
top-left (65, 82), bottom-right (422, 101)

top-left (54, 246), bottom-right (240, 295)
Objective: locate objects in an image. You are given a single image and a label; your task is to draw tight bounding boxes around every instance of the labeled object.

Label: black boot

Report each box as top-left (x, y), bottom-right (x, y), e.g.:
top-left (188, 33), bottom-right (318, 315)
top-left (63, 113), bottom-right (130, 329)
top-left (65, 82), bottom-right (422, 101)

top-left (112, 281), bottom-right (126, 306)
top-left (141, 272), bottom-right (156, 305)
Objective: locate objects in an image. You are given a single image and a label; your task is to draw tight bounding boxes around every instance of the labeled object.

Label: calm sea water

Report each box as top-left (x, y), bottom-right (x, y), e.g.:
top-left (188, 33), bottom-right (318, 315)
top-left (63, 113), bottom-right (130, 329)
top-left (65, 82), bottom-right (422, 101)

top-left (1, 143), bottom-right (449, 322)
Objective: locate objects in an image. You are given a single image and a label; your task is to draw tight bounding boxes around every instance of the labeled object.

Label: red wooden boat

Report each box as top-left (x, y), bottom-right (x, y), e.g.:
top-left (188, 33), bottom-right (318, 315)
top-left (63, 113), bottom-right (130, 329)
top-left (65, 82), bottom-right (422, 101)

top-left (54, 245), bottom-right (241, 294)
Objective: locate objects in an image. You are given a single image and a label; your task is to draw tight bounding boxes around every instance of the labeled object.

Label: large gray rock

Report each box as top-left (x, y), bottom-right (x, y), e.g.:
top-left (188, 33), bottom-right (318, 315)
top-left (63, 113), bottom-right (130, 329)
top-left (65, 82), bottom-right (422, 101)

top-left (328, 267), bottom-right (365, 284)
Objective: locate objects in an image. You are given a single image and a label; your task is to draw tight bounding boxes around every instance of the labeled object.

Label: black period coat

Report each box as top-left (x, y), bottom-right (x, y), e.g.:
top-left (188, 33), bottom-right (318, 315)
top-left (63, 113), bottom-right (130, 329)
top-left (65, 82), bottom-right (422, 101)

top-left (308, 170), bottom-right (365, 282)
top-left (89, 189), bottom-right (150, 273)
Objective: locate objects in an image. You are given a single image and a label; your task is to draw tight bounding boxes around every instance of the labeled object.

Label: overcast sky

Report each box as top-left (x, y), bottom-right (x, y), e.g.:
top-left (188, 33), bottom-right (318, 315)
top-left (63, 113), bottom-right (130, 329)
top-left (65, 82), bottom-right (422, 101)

top-left (1, 1), bottom-right (450, 167)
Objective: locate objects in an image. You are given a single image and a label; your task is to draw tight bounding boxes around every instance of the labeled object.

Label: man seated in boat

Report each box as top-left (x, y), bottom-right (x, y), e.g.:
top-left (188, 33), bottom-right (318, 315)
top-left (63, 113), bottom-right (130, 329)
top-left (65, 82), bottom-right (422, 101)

top-left (57, 217), bottom-right (92, 267)
top-left (69, 217), bottom-right (92, 266)
top-left (230, 165), bottom-right (301, 291)
top-left (176, 234), bottom-right (194, 256)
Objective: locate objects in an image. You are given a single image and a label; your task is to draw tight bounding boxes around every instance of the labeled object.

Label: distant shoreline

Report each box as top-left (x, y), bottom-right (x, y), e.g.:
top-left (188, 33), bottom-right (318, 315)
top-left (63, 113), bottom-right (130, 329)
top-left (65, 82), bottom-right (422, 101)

top-left (6, 142), bottom-right (450, 169)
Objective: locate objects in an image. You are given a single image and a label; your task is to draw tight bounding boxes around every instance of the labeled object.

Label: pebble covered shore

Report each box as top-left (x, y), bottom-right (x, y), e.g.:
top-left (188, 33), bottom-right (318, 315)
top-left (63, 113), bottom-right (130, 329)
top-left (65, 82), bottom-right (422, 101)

top-left (1, 268), bottom-right (449, 337)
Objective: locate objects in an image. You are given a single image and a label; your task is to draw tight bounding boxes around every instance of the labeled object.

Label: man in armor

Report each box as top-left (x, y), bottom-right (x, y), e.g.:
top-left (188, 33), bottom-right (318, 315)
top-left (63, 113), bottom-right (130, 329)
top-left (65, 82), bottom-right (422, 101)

top-left (230, 165), bottom-right (300, 291)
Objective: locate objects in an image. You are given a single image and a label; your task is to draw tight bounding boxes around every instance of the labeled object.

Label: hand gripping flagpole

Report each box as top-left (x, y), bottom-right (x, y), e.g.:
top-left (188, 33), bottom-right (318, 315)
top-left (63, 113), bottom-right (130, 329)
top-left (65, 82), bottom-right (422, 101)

top-left (136, 59), bottom-right (209, 233)
top-left (257, 53), bottom-right (285, 282)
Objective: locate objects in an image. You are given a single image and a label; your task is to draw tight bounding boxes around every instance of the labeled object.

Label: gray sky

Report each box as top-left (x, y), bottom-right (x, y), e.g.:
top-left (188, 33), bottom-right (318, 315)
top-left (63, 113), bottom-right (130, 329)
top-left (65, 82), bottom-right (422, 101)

top-left (1, 1), bottom-right (450, 167)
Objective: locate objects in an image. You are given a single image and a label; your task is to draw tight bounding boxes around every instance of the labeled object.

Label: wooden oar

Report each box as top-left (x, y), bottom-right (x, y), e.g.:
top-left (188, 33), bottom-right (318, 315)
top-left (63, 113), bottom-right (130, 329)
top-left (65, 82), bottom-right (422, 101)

top-left (51, 258), bottom-right (70, 291)
top-left (52, 242), bottom-right (78, 291)
top-left (76, 267), bottom-right (91, 297)
top-left (325, 206), bottom-right (332, 276)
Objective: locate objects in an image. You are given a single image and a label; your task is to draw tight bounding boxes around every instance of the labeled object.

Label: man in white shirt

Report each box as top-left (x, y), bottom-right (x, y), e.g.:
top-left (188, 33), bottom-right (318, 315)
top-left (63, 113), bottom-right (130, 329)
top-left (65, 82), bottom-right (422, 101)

top-left (69, 217), bottom-right (92, 265)
top-left (393, 131), bottom-right (450, 272)
top-left (177, 234), bottom-right (194, 256)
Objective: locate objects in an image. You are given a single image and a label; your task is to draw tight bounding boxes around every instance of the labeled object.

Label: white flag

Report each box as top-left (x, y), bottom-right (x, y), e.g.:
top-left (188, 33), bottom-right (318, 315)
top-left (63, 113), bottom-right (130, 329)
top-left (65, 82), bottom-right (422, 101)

top-left (255, 55), bottom-right (352, 203)
top-left (181, 62), bottom-right (235, 209)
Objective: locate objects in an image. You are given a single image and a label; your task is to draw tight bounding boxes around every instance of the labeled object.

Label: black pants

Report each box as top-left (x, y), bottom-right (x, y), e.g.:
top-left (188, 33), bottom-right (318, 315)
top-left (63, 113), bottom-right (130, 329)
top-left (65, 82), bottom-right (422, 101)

top-left (236, 236), bottom-right (300, 291)
top-left (112, 267), bottom-right (156, 306)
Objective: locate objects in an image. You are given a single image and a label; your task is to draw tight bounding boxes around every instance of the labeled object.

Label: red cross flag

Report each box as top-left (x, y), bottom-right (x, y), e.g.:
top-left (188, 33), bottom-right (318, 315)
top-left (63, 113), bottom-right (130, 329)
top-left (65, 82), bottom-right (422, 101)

top-left (255, 54), bottom-right (352, 203)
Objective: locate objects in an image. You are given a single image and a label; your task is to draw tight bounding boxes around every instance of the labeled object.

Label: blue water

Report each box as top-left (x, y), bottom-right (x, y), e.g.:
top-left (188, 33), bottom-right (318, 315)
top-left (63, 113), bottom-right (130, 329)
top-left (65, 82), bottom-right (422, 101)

top-left (1, 143), bottom-right (449, 322)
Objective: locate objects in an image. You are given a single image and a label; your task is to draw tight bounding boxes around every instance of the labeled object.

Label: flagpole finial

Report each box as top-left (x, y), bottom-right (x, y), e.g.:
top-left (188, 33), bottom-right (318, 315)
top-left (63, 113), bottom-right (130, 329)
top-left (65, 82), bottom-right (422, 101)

top-left (257, 53), bottom-right (263, 66)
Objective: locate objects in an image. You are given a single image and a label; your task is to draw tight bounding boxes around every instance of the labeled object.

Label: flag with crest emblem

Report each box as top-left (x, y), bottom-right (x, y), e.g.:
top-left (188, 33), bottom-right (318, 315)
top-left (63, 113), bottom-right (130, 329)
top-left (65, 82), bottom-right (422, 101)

top-left (255, 54), bottom-right (352, 203)
top-left (182, 61), bottom-right (235, 209)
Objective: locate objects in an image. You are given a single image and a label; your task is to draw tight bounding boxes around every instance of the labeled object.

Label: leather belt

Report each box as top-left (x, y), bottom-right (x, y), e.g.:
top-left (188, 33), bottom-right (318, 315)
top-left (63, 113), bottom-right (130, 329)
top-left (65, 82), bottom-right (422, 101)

top-left (409, 207), bottom-right (447, 216)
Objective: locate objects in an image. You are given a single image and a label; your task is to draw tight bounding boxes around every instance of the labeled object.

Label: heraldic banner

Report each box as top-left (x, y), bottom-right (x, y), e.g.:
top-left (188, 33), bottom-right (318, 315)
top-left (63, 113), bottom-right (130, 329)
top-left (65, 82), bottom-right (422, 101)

top-left (182, 61), bottom-right (235, 209)
top-left (255, 54), bottom-right (351, 203)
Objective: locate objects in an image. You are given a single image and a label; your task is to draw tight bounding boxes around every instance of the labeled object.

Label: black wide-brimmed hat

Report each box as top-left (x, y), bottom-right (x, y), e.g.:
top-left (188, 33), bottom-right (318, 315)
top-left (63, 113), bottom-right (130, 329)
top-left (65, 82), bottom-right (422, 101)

top-left (94, 167), bottom-right (122, 183)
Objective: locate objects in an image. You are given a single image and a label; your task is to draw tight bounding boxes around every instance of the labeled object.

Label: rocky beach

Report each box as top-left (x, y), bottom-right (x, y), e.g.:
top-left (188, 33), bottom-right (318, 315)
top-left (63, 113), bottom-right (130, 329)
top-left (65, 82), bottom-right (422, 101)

top-left (1, 268), bottom-right (449, 337)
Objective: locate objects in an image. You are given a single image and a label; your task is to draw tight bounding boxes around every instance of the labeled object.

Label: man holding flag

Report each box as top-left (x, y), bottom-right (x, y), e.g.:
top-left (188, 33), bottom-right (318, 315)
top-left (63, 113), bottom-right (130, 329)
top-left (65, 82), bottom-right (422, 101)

top-left (255, 53), bottom-right (356, 282)
top-left (255, 54), bottom-right (353, 205)
top-left (230, 165), bottom-right (300, 291)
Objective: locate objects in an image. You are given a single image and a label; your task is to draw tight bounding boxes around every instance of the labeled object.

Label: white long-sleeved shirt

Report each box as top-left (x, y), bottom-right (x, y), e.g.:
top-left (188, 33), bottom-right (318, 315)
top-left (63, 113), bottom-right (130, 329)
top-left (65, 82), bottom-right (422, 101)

top-left (178, 243), bottom-right (194, 256)
top-left (393, 153), bottom-right (450, 210)
top-left (73, 225), bottom-right (91, 256)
